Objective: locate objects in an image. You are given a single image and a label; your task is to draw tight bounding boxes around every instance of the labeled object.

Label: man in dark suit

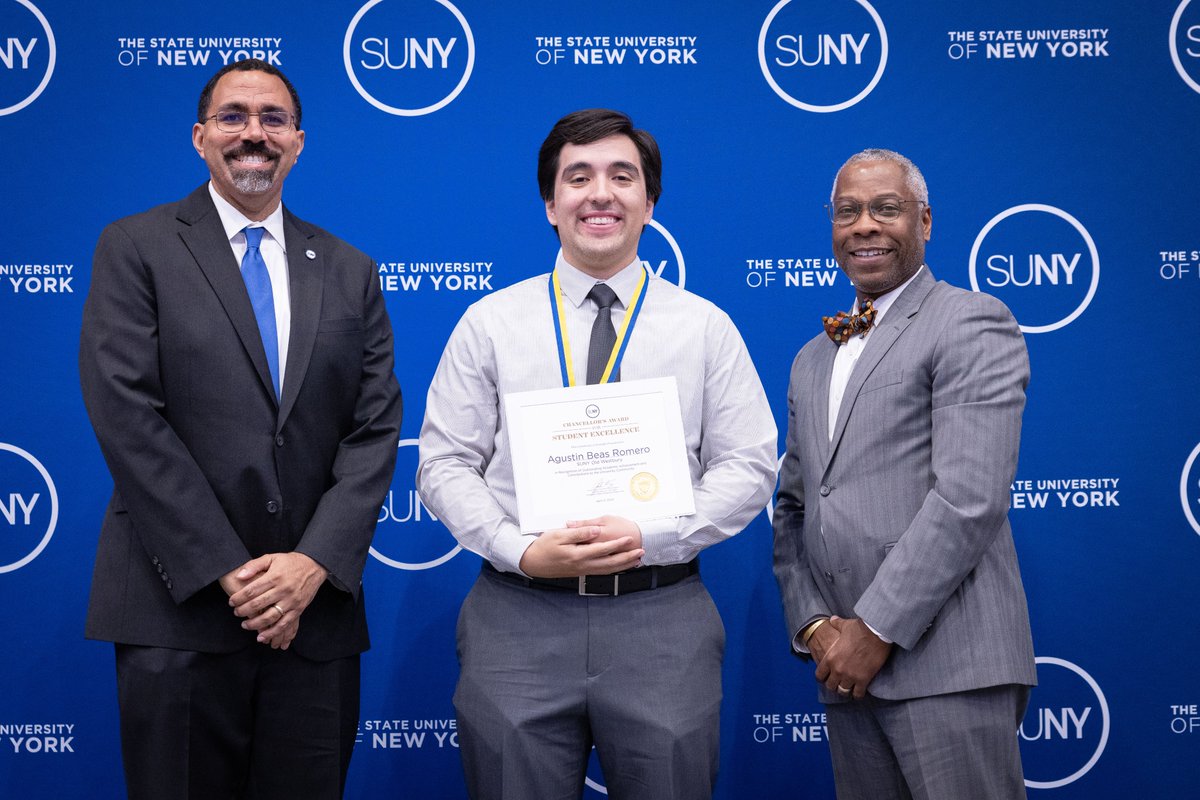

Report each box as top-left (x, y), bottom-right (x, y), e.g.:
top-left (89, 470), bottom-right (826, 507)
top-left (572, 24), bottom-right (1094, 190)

top-left (78, 59), bottom-right (402, 799)
top-left (773, 149), bottom-right (1035, 799)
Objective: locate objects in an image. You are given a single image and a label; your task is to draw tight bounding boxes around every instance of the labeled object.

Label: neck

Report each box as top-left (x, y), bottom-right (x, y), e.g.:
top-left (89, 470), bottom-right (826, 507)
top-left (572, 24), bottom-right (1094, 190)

top-left (214, 185), bottom-right (281, 222)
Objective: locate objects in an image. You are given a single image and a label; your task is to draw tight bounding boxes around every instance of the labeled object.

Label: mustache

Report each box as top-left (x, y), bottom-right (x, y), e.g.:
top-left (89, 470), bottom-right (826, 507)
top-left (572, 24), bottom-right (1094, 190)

top-left (226, 142), bottom-right (279, 161)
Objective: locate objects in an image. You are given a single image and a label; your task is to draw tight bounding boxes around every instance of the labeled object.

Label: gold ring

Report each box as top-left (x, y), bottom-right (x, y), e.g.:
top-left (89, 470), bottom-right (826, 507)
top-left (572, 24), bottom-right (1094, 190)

top-left (272, 603), bottom-right (285, 619)
top-left (837, 685), bottom-right (852, 695)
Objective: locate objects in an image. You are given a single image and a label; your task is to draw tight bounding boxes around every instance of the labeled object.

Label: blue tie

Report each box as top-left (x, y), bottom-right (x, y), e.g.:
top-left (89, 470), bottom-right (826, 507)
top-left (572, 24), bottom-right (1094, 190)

top-left (241, 227), bottom-right (280, 398)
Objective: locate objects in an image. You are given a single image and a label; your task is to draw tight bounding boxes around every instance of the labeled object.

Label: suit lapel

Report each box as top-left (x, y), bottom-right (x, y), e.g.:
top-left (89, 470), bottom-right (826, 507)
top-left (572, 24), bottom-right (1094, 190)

top-left (176, 185), bottom-right (279, 406)
top-left (278, 208), bottom-right (323, 430)
top-left (811, 341), bottom-right (837, 465)
top-left (826, 268), bottom-right (936, 465)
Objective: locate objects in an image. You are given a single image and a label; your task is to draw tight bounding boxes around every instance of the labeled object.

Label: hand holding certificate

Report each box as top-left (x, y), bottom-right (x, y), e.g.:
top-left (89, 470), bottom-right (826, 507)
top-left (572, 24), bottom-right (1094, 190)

top-left (504, 377), bottom-right (696, 533)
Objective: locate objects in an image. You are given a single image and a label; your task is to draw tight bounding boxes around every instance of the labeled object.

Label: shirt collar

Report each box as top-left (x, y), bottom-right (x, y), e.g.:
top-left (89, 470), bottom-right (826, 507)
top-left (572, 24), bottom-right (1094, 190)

top-left (856, 264), bottom-right (924, 326)
top-left (207, 182), bottom-right (287, 251)
top-left (554, 253), bottom-right (645, 309)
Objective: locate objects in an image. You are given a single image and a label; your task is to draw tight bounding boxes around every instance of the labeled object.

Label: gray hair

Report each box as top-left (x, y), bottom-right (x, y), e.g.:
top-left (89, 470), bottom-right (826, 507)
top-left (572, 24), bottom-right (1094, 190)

top-left (832, 148), bottom-right (929, 204)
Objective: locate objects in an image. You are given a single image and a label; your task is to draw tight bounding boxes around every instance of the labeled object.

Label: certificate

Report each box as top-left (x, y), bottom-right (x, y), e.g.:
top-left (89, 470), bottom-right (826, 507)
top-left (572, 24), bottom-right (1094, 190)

top-left (504, 377), bottom-right (695, 533)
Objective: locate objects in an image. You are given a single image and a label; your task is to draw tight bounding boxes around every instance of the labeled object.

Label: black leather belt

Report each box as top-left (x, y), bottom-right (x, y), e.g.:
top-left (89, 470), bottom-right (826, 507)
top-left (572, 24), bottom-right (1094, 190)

top-left (483, 560), bottom-right (698, 597)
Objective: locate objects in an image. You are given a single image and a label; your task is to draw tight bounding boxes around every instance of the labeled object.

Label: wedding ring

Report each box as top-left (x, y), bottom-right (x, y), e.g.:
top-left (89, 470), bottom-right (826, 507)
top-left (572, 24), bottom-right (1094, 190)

top-left (272, 603), bottom-right (285, 619)
top-left (837, 685), bottom-right (852, 695)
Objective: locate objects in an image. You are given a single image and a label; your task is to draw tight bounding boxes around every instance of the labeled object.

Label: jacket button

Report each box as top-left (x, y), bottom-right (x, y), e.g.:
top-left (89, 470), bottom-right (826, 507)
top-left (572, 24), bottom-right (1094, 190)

top-left (824, 571), bottom-right (834, 583)
top-left (160, 572), bottom-right (168, 582)
top-left (151, 556), bottom-right (159, 565)
top-left (266, 500), bottom-right (280, 514)
top-left (819, 485), bottom-right (831, 497)
top-left (275, 435), bottom-right (285, 447)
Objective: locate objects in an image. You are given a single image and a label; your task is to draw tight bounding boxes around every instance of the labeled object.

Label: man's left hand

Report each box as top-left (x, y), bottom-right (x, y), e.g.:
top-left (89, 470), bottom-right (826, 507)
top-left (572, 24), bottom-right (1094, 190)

top-left (228, 552), bottom-right (328, 647)
top-left (814, 616), bottom-right (893, 700)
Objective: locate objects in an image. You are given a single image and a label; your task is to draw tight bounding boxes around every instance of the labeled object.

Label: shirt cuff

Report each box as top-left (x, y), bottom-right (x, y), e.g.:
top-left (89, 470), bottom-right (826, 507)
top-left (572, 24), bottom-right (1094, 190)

top-left (490, 531), bottom-right (541, 577)
top-left (636, 517), bottom-right (679, 564)
top-left (864, 619), bottom-right (893, 644)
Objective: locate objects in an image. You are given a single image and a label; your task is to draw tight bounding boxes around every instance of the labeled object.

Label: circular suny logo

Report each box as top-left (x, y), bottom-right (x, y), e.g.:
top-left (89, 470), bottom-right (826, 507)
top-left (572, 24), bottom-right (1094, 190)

top-left (0, 442), bottom-right (58, 573)
top-left (640, 219), bottom-right (686, 288)
top-left (968, 204), bottom-right (1100, 334)
top-left (344, 0), bottom-right (475, 116)
top-left (0, 0), bottom-right (55, 116)
top-left (1018, 656), bottom-right (1110, 789)
top-left (758, 0), bottom-right (887, 113)
top-left (1180, 440), bottom-right (1200, 537)
top-left (370, 439), bottom-right (463, 570)
top-left (1170, 0), bottom-right (1200, 95)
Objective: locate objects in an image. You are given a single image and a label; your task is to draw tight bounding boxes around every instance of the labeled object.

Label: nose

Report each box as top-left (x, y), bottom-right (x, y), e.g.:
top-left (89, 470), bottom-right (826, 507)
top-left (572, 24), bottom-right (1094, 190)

top-left (846, 207), bottom-right (881, 235)
top-left (588, 176), bottom-right (615, 204)
top-left (241, 113), bottom-right (267, 142)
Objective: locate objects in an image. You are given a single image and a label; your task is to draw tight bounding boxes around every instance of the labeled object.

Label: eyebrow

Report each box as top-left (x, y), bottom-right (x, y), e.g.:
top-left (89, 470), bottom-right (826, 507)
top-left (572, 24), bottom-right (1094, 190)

top-left (561, 160), bottom-right (642, 177)
top-left (215, 101), bottom-right (289, 113)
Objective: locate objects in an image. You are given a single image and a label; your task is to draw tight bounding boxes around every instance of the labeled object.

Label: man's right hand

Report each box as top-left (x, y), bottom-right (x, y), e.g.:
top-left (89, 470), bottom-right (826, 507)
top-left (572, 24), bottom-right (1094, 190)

top-left (518, 524), bottom-right (644, 579)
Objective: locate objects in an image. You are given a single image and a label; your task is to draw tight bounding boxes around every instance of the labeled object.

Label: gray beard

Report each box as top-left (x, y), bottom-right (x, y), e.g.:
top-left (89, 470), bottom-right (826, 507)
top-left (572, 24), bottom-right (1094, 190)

top-left (230, 166), bottom-right (275, 194)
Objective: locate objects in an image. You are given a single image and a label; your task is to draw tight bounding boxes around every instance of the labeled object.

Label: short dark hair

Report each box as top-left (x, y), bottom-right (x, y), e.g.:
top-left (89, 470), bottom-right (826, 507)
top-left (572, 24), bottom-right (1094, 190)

top-left (197, 58), bottom-right (302, 127)
top-left (537, 109), bottom-right (662, 204)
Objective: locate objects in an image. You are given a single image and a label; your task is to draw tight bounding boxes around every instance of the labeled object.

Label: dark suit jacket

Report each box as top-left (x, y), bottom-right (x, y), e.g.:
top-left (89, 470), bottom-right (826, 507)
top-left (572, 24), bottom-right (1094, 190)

top-left (79, 184), bottom-right (402, 661)
top-left (773, 267), bottom-right (1036, 703)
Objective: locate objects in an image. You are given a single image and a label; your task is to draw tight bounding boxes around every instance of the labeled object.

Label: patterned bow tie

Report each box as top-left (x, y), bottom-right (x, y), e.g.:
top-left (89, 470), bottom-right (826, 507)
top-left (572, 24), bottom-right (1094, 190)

top-left (822, 299), bottom-right (876, 345)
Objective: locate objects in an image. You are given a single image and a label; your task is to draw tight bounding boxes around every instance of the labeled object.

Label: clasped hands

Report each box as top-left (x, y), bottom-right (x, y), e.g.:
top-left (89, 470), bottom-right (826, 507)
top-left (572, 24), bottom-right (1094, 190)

top-left (518, 515), bottom-right (644, 579)
top-left (219, 552), bottom-right (328, 651)
top-left (810, 616), bottom-right (893, 700)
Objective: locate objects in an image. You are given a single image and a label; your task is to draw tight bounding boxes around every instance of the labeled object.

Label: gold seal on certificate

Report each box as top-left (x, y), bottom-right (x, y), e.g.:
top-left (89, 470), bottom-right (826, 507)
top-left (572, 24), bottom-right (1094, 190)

top-left (630, 472), bottom-right (659, 501)
top-left (504, 377), bottom-right (695, 532)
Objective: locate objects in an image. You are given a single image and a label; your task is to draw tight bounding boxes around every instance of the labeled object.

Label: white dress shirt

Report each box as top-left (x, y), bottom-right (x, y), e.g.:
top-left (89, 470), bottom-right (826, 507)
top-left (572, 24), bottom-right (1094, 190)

top-left (417, 255), bottom-right (778, 576)
top-left (208, 183), bottom-right (292, 392)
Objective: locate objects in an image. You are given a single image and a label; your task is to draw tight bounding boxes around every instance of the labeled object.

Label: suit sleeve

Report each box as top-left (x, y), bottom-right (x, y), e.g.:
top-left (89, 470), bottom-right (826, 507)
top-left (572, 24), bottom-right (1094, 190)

top-left (294, 250), bottom-right (402, 597)
top-left (79, 221), bottom-right (251, 602)
top-left (854, 293), bottom-right (1029, 649)
top-left (772, 346), bottom-right (829, 656)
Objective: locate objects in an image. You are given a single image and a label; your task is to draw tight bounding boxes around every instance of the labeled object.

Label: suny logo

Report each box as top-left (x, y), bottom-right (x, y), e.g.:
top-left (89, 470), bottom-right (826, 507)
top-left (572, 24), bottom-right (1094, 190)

top-left (0, 442), bottom-right (58, 573)
top-left (1180, 440), bottom-right (1200, 537)
top-left (969, 204), bottom-right (1100, 334)
top-left (0, 0), bottom-right (55, 116)
top-left (370, 439), bottom-right (462, 570)
top-left (344, 0), bottom-right (475, 116)
top-left (758, 0), bottom-right (887, 113)
top-left (1170, 0), bottom-right (1200, 95)
top-left (1018, 656), bottom-right (1110, 790)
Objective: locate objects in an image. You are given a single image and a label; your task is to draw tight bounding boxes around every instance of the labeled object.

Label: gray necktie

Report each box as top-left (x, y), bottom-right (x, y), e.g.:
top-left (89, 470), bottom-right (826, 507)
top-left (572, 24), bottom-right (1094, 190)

top-left (586, 283), bottom-right (619, 384)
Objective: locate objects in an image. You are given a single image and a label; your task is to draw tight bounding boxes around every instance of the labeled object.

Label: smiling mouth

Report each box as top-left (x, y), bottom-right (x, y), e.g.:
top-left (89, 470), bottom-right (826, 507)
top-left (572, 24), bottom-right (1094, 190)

top-left (851, 247), bottom-right (892, 258)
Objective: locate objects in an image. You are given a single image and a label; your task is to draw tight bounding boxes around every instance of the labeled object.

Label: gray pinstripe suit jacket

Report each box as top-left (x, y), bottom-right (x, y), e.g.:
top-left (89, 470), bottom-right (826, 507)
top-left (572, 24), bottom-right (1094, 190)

top-left (773, 266), bottom-right (1036, 704)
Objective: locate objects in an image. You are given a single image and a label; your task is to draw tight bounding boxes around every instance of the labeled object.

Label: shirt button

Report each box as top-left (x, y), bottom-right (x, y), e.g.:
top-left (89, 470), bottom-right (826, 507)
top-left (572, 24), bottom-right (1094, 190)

top-left (266, 500), bottom-right (280, 514)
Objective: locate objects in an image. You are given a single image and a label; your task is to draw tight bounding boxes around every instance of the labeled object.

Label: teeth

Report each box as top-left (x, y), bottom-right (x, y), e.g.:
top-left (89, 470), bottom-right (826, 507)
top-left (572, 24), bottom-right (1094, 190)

top-left (855, 249), bottom-right (888, 256)
top-left (585, 216), bottom-right (618, 225)
top-left (236, 154), bottom-right (268, 163)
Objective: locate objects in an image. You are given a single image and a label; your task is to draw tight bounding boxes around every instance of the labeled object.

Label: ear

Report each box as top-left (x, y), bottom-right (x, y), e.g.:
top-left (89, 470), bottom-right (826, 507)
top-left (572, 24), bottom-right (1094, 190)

top-left (192, 122), bottom-right (206, 159)
top-left (545, 197), bottom-right (557, 227)
top-left (921, 204), bottom-right (932, 242)
top-left (642, 198), bottom-right (654, 226)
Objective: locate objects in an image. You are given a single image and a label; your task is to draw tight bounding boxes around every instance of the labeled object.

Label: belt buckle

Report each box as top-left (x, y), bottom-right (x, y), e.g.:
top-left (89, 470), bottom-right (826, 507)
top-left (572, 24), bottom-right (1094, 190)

top-left (578, 574), bottom-right (620, 597)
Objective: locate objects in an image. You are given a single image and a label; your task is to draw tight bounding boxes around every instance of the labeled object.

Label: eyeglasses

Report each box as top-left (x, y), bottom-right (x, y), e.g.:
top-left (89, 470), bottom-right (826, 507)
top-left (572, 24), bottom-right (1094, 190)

top-left (825, 198), bottom-right (925, 226)
top-left (205, 109), bottom-right (296, 133)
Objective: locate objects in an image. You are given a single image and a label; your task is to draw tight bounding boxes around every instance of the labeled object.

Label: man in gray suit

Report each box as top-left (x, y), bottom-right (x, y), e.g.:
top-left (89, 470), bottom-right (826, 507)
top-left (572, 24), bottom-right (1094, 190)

top-left (773, 148), bottom-right (1035, 799)
top-left (79, 59), bottom-right (401, 798)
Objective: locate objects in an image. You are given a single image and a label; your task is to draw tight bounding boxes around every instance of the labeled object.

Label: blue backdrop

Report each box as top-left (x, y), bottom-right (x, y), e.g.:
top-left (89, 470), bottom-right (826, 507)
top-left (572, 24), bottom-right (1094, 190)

top-left (3, 0), bottom-right (1199, 797)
